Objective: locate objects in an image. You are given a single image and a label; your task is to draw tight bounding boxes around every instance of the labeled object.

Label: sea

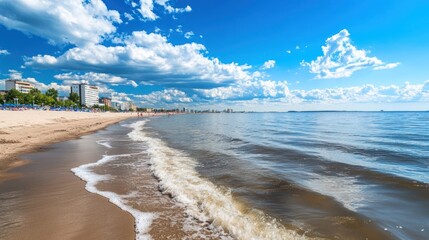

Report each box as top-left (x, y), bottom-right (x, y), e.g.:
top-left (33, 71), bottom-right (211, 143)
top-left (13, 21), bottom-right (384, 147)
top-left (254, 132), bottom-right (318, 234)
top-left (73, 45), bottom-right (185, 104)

top-left (73, 112), bottom-right (429, 240)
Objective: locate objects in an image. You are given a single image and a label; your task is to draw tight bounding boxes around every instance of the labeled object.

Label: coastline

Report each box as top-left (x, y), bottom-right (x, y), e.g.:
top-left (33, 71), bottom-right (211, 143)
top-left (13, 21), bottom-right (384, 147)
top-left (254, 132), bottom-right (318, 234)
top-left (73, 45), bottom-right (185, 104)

top-left (0, 110), bottom-right (141, 240)
top-left (0, 110), bottom-right (136, 181)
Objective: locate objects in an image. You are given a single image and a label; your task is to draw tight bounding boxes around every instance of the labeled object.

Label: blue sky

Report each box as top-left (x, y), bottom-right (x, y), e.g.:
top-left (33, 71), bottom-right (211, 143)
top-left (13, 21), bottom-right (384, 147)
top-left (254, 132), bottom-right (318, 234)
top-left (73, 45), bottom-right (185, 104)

top-left (0, 0), bottom-right (428, 111)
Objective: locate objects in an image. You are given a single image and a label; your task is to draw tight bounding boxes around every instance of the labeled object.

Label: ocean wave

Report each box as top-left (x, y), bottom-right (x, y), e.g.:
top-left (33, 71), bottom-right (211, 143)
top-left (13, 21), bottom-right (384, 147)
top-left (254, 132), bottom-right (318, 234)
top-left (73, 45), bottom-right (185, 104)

top-left (128, 120), bottom-right (311, 240)
top-left (96, 139), bottom-right (112, 148)
top-left (71, 153), bottom-right (155, 240)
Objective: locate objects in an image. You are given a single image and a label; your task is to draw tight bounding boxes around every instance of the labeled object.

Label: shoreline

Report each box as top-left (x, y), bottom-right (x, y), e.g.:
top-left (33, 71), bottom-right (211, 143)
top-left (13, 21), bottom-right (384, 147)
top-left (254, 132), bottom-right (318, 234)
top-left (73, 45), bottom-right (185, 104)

top-left (0, 111), bottom-right (147, 240)
top-left (0, 110), bottom-right (138, 181)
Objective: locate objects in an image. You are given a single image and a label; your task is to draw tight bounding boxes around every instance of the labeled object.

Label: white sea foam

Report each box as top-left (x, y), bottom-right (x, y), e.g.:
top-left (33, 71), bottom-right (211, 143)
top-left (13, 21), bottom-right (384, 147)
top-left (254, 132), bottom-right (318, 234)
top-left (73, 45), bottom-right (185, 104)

top-left (128, 120), bottom-right (311, 240)
top-left (299, 173), bottom-right (368, 211)
top-left (71, 153), bottom-right (155, 240)
top-left (96, 139), bottom-right (112, 148)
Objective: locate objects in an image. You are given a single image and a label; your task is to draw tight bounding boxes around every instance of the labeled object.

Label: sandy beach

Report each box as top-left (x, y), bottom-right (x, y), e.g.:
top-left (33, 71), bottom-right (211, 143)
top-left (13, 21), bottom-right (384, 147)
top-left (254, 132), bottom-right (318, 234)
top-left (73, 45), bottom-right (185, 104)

top-left (0, 110), bottom-right (136, 180)
top-left (0, 110), bottom-right (137, 240)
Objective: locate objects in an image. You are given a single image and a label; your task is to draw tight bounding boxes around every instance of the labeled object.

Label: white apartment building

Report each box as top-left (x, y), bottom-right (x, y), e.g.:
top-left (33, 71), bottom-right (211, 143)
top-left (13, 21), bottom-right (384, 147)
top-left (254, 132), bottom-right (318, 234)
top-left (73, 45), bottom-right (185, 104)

top-left (5, 79), bottom-right (34, 94)
top-left (71, 84), bottom-right (99, 107)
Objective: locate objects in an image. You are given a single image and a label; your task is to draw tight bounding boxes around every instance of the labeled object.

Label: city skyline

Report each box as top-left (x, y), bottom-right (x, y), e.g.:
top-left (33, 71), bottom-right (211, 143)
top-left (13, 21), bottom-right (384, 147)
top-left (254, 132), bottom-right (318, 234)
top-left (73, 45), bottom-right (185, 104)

top-left (0, 0), bottom-right (428, 111)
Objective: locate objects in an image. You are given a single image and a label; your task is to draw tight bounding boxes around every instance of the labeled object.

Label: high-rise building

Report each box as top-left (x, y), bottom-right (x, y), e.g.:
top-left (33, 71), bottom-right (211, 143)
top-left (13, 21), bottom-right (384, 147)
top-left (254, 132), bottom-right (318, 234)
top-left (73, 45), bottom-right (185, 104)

top-left (99, 97), bottom-right (112, 108)
top-left (71, 84), bottom-right (99, 107)
top-left (5, 79), bottom-right (34, 94)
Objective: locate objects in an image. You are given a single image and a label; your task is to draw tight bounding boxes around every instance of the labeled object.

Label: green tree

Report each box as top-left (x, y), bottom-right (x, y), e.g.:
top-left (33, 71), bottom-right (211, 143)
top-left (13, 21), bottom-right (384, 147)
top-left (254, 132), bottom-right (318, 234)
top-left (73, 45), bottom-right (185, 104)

top-left (44, 96), bottom-right (56, 106)
top-left (0, 94), bottom-right (4, 104)
top-left (5, 89), bottom-right (24, 104)
top-left (45, 88), bottom-right (58, 100)
top-left (23, 93), bottom-right (33, 105)
top-left (29, 88), bottom-right (41, 95)
top-left (63, 100), bottom-right (75, 107)
top-left (69, 92), bottom-right (79, 104)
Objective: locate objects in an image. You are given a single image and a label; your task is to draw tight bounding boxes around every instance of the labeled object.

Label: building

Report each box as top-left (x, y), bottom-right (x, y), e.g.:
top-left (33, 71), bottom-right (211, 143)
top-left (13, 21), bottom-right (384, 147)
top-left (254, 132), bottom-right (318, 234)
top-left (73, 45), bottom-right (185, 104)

top-left (99, 97), bottom-right (112, 108)
top-left (5, 79), bottom-right (34, 94)
top-left (111, 101), bottom-right (121, 110)
top-left (71, 84), bottom-right (99, 107)
top-left (119, 102), bottom-right (137, 111)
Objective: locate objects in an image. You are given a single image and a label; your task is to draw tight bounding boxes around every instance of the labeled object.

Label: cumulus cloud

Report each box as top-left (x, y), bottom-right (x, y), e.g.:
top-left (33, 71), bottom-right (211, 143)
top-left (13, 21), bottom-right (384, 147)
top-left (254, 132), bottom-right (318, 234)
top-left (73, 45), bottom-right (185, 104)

top-left (124, 12), bottom-right (134, 21)
top-left (196, 80), bottom-right (290, 100)
top-left (261, 60), bottom-right (276, 70)
top-left (0, 49), bottom-right (10, 55)
top-left (54, 72), bottom-right (138, 88)
top-left (195, 79), bottom-right (429, 105)
top-left (184, 31), bottom-right (194, 39)
top-left (135, 0), bottom-right (191, 21)
top-left (8, 69), bottom-right (22, 79)
top-left (135, 89), bottom-right (193, 104)
top-left (26, 31), bottom-right (252, 88)
top-left (0, 0), bottom-right (121, 46)
top-left (302, 29), bottom-right (399, 79)
top-left (138, 0), bottom-right (158, 20)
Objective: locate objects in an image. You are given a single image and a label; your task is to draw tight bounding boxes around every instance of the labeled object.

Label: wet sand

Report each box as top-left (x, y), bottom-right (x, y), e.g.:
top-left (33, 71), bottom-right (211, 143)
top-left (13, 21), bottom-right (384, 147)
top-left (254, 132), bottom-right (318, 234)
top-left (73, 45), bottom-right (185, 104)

top-left (0, 111), bottom-right (137, 240)
top-left (0, 133), bottom-right (135, 240)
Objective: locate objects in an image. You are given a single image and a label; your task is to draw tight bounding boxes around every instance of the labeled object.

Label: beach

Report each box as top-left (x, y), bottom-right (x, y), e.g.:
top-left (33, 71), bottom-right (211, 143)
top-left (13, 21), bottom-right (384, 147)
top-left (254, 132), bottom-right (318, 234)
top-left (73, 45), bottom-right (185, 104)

top-left (0, 110), bottom-right (136, 180)
top-left (0, 110), bottom-right (137, 240)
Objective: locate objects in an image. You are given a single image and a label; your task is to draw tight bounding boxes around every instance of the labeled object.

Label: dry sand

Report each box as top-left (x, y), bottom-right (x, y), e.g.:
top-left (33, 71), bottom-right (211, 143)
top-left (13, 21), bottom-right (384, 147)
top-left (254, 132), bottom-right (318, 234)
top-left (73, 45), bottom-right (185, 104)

top-left (0, 110), bottom-right (136, 180)
top-left (0, 110), bottom-right (137, 240)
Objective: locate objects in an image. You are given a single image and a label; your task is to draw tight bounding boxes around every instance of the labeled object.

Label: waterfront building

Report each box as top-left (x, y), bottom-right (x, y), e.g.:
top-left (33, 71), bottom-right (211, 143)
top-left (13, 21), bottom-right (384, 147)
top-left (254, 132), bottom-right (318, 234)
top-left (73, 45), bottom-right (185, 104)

top-left (99, 97), bottom-right (112, 108)
top-left (5, 79), bottom-right (34, 93)
top-left (71, 84), bottom-right (99, 107)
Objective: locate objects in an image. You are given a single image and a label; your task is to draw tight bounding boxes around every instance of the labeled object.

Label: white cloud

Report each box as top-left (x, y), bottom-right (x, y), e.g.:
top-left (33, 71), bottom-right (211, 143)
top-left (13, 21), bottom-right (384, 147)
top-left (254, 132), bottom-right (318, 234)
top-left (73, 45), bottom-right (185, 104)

top-left (8, 69), bottom-right (22, 79)
top-left (302, 29), bottom-right (399, 79)
top-left (26, 31), bottom-right (252, 88)
top-left (0, 49), bottom-right (10, 55)
top-left (295, 45), bottom-right (300, 50)
top-left (135, 89), bottom-right (193, 104)
top-left (155, 0), bottom-right (191, 14)
top-left (0, 0), bottom-right (121, 46)
top-left (261, 60), bottom-right (276, 70)
top-left (184, 31), bottom-right (194, 39)
top-left (124, 12), bottom-right (134, 21)
top-left (135, 0), bottom-right (191, 21)
top-left (286, 50), bottom-right (291, 54)
top-left (196, 80), bottom-right (290, 100)
top-left (128, 80), bottom-right (139, 87)
top-left (54, 72), bottom-right (138, 87)
top-left (195, 79), bottom-right (429, 105)
top-left (138, 0), bottom-right (158, 20)
top-left (374, 62), bottom-right (400, 70)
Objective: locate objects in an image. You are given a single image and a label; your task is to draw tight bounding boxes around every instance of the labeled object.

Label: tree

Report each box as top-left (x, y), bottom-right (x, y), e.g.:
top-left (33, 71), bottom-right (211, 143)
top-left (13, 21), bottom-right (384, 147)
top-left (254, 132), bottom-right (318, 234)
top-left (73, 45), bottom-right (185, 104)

top-left (29, 88), bottom-right (41, 95)
top-left (0, 94), bottom-right (4, 104)
top-left (69, 92), bottom-right (79, 104)
top-left (5, 89), bottom-right (24, 104)
top-left (63, 100), bottom-right (75, 107)
top-left (23, 93), bottom-right (33, 105)
top-left (44, 96), bottom-right (56, 106)
top-left (45, 88), bottom-right (58, 100)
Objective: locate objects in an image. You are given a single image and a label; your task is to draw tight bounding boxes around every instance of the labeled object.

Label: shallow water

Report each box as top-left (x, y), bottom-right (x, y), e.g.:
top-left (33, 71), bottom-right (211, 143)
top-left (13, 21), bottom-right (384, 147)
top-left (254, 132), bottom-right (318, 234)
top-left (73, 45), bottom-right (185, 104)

top-left (76, 112), bottom-right (429, 239)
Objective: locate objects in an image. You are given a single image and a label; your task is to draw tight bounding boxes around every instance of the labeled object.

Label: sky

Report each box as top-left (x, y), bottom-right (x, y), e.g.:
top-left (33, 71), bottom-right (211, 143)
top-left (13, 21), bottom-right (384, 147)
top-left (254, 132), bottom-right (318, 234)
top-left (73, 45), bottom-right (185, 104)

top-left (0, 0), bottom-right (428, 111)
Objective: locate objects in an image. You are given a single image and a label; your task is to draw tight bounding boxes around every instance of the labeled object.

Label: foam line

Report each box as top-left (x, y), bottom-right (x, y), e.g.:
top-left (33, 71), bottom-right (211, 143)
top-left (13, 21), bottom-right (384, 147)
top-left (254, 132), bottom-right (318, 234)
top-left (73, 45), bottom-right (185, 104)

top-left (128, 120), bottom-right (310, 240)
top-left (71, 153), bottom-right (155, 240)
top-left (96, 139), bottom-right (112, 148)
